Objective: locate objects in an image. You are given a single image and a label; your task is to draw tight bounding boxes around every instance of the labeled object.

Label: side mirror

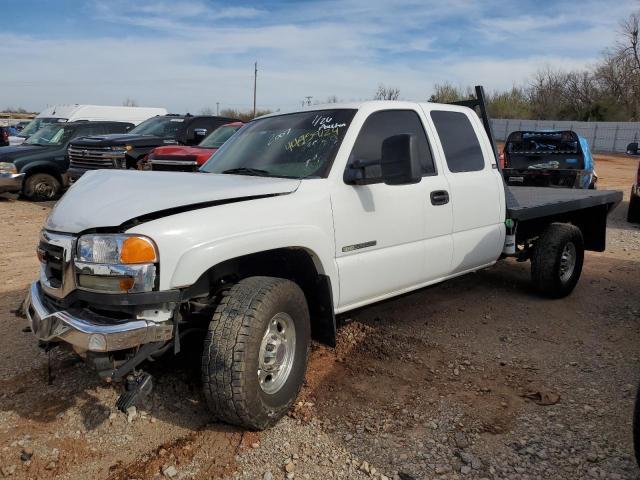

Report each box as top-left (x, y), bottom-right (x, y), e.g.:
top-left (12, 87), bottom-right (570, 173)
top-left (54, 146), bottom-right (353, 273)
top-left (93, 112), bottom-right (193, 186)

top-left (380, 134), bottom-right (422, 185)
top-left (626, 142), bottom-right (639, 156)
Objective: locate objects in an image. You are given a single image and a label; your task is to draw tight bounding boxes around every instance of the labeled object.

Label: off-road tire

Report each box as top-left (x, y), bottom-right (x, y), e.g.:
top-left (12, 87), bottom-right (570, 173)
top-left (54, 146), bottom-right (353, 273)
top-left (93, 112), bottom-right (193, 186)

top-left (634, 382), bottom-right (640, 467)
top-left (531, 223), bottom-right (584, 298)
top-left (202, 276), bottom-right (310, 430)
top-left (628, 191), bottom-right (640, 223)
top-left (22, 173), bottom-right (61, 201)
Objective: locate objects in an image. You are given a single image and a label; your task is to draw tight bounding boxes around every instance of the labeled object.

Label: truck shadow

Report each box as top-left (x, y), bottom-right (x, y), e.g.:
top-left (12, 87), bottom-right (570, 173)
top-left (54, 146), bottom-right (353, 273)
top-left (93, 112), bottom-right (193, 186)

top-left (291, 253), bottom-right (640, 479)
top-left (1, 253), bottom-right (639, 479)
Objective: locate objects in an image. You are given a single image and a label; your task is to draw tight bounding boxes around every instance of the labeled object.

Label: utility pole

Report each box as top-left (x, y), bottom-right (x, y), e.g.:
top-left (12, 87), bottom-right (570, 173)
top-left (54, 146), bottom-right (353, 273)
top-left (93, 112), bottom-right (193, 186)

top-left (216, 102), bottom-right (220, 116)
top-left (253, 61), bottom-right (258, 118)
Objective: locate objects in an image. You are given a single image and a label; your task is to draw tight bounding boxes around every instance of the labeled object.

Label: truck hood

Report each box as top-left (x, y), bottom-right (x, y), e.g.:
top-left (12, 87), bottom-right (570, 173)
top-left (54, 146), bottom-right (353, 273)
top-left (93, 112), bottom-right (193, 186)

top-left (150, 145), bottom-right (217, 165)
top-left (0, 144), bottom-right (52, 161)
top-left (71, 134), bottom-right (171, 148)
top-left (46, 170), bottom-right (301, 233)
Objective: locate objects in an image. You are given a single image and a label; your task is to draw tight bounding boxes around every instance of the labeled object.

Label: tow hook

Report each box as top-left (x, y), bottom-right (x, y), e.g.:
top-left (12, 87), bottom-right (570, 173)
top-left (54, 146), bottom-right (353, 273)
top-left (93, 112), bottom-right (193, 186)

top-left (116, 371), bottom-right (154, 412)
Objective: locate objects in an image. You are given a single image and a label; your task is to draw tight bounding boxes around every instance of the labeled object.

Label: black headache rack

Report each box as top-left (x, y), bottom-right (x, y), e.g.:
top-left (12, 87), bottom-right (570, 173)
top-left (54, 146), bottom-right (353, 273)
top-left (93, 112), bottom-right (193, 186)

top-left (444, 85), bottom-right (622, 251)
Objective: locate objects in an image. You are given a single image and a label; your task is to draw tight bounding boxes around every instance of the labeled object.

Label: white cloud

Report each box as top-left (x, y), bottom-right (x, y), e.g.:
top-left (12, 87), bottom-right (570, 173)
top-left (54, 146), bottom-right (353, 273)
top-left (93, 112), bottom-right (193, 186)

top-left (0, 0), bottom-right (636, 112)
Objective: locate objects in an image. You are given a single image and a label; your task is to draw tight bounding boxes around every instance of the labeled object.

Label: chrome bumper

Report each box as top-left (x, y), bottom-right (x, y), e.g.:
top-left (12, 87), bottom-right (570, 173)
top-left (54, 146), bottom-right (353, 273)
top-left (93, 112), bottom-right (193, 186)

top-left (24, 282), bottom-right (173, 352)
top-left (0, 173), bottom-right (24, 193)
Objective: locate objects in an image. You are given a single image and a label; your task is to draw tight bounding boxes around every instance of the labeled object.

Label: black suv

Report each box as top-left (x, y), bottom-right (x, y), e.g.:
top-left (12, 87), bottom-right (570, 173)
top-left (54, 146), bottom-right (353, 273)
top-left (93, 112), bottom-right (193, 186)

top-left (67, 114), bottom-right (239, 181)
top-left (0, 121), bottom-right (133, 200)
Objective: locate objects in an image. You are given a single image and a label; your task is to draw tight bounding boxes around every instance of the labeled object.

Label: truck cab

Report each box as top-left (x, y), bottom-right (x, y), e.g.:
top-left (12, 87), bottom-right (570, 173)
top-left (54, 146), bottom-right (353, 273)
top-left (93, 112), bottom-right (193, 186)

top-left (23, 92), bottom-right (621, 430)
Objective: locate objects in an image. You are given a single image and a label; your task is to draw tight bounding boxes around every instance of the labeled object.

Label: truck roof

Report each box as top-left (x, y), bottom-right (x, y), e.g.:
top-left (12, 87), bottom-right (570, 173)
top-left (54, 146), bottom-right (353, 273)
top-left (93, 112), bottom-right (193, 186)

top-left (258, 100), bottom-right (473, 119)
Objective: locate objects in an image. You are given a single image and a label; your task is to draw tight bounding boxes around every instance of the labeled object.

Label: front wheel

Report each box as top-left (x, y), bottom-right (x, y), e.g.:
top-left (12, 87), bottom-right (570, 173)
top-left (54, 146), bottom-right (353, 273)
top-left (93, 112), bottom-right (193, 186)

top-left (22, 173), bottom-right (61, 201)
top-left (531, 223), bottom-right (584, 298)
top-left (202, 276), bottom-right (310, 430)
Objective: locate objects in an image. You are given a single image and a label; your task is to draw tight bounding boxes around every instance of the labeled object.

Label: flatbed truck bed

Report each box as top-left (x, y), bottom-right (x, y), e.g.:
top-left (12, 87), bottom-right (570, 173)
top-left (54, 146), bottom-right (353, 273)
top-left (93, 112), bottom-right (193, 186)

top-left (506, 187), bottom-right (622, 221)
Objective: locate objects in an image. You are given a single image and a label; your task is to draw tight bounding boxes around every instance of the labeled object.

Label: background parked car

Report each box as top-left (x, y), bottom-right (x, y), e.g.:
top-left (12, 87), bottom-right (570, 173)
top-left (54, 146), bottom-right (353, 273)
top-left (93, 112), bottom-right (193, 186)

top-left (500, 130), bottom-right (597, 189)
top-left (626, 142), bottom-right (640, 223)
top-left (147, 121), bottom-right (244, 172)
top-left (0, 127), bottom-right (9, 147)
top-left (0, 121), bottom-right (133, 200)
top-left (9, 104), bottom-right (166, 145)
top-left (67, 114), bottom-right (240, 181)
top-left (14, 121), bottom-right (31, 132)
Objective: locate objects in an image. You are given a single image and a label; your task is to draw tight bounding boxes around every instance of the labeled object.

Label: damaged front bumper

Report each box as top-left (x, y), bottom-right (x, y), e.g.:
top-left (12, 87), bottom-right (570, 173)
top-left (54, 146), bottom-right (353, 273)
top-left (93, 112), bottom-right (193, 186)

top-left (24, 281), bottom-right (173, 353)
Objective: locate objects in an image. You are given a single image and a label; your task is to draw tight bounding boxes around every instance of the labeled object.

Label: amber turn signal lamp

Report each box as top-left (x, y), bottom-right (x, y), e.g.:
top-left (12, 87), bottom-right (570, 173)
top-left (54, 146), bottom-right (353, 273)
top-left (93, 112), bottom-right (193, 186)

top-left (119, 237), bottom-right (157, 264)
top-left (119, 277), bottom-right (136, 291)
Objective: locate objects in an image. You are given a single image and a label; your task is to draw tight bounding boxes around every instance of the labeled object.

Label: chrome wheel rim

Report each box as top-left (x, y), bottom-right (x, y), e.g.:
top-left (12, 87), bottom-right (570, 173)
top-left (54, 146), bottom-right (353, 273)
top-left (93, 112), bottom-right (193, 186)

top-left (33, 180), bottom-right (55, 199)
top-left (258, 312), bottom-right (296, 394)
top-left (559, 242), bottom-right (576, 283)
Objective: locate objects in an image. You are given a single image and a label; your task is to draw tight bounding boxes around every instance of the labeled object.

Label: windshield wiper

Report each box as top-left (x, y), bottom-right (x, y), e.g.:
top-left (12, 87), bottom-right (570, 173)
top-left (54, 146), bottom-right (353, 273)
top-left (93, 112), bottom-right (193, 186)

top-left (221, 167), bottom-right (271, 177)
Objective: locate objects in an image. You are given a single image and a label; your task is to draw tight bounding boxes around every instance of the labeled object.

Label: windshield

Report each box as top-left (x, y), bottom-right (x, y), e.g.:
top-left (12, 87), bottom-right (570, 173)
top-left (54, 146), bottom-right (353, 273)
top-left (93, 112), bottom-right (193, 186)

top-left (19, 117), bottom-right (67, 138)
top-left (200, 109), bottom-right (356, 178)
top-left (199, 124), bottom-right (242, 148)
top-left (24, 124), bottom-right (74, 146)
top-left (129, 116), bottom-right (185, 138)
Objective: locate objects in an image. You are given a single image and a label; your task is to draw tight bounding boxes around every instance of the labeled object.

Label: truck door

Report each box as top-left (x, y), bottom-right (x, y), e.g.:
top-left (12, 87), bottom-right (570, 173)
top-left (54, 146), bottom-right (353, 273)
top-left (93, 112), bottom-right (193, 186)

top-left (427, 109), bottom-right (504, 273)
top-left (331, 109), bottom-right (453, 310)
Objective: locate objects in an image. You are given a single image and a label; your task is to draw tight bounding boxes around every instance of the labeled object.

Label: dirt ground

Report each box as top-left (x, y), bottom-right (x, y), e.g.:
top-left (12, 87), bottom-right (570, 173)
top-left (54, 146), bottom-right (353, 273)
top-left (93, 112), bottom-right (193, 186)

top-left (0, 153), bottom-right (638, 480)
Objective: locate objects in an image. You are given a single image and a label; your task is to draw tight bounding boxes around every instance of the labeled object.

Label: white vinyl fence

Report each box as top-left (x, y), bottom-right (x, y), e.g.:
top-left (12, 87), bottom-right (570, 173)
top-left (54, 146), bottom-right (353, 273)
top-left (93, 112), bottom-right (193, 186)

top-left (491, 118), bottom-right (640, 154)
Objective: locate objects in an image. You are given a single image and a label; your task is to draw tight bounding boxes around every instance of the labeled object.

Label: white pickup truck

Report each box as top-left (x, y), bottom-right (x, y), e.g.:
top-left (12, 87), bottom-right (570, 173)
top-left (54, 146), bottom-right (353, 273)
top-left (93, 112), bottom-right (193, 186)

top-left (24, 87), bottom-right (621, 429)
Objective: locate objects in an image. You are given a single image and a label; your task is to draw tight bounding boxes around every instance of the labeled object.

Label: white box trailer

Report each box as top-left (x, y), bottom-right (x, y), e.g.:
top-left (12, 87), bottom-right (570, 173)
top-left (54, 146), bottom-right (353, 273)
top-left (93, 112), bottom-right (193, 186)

top-left (9, 104), bottom-right (168, 145)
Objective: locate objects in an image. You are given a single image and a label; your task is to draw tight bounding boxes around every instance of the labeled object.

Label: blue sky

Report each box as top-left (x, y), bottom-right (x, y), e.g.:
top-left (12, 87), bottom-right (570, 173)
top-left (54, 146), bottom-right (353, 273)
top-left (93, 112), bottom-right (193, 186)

top-left (0, 0), bottom-right (637, 113)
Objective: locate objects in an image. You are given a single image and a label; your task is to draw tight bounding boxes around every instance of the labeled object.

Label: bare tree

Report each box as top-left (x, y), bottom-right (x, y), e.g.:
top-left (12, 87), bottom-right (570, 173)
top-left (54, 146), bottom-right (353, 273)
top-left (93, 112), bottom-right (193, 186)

top-left (220, 108), bottom-right (273, 122)
top-left (199, 107), bottom-right (215, 115)
top-left (122, 98), bottom-right (138, 107)
top-left (428, 82), bottom-right (465, 103)
top-left (373, 84), bottom-right (400, 100)
top-left (619, 13), bottom-right (640, 73)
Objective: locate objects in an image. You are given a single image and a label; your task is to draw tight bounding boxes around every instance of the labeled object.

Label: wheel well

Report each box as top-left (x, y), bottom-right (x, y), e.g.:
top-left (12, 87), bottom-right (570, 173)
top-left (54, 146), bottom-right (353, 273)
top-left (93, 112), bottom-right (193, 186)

top-left (183, 248), bottom-right (336, 347)
top-left (515, 204), bottom-right (609, 252)
top-left (23, 165), bottom-right (64, 185)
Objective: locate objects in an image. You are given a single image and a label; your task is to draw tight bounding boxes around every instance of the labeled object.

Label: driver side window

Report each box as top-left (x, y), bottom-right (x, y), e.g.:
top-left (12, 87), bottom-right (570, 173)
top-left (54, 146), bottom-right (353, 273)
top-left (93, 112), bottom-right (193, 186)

top-left (346, 110), bottom-right (436, 184)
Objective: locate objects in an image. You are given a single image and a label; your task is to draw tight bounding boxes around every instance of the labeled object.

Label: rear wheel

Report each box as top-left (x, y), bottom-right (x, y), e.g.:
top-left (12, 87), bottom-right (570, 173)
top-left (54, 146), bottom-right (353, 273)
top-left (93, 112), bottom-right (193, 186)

top-left (628, 191), bottom-right (640, 223)
top-left (202, 276), bottom-right (310, 430)
top-left (531, 223), bottom-right (584, 298)
top-left (22, 173), bottom-right (61, 201)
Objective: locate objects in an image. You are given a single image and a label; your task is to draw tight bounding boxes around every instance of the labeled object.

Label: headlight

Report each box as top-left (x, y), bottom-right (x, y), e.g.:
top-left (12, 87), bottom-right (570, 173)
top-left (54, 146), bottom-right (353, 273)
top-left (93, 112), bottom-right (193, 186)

top-left (0, 162), bottom-right (17, 174)
top-left (77, 234), bottom-right (157, 264)
top-left (75, 234), bottom-right (158, 293)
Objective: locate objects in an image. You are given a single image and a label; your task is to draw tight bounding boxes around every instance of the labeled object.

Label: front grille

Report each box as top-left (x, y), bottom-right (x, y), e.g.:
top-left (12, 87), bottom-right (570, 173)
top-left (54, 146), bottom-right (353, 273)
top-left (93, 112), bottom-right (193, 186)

top-left (38, 241), bottom-right (64, 288)
top-left (151, 162), bottom-right (198, 172)
top-left (68, 145), bottom-right (126, 171)
top-left (39, 231), bottom-right (75, 299)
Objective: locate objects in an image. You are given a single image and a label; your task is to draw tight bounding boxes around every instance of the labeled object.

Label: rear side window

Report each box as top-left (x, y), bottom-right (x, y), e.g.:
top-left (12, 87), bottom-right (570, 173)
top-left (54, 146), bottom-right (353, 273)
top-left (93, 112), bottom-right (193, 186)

top-left (348, 110), bottom-right (436, 182)
top-left (430, 111), bottom-right (485, 172)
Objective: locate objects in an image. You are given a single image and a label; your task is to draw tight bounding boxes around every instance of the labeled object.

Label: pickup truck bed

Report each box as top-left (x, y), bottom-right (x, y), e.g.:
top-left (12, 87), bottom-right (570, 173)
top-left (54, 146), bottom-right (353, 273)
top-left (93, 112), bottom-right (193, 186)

top-left (505, 186), bottom-right (623, 221)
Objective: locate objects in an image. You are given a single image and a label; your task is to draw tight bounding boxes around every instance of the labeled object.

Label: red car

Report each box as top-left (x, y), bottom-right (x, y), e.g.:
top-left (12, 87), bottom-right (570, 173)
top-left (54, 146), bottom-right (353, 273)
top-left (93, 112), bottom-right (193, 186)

top-left (147, 121), bottom-right (244, 172)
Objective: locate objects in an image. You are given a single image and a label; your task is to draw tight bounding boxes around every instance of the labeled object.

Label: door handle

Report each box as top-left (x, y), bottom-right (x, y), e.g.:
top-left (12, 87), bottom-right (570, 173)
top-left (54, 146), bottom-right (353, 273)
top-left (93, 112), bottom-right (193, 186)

top-left (430, 190), bottom-right (449, 206)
